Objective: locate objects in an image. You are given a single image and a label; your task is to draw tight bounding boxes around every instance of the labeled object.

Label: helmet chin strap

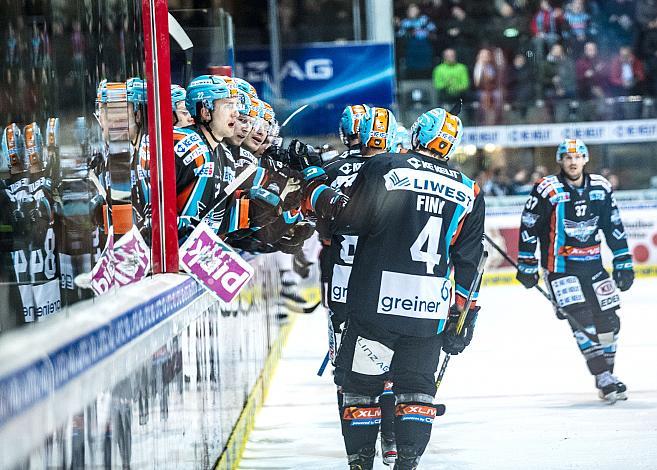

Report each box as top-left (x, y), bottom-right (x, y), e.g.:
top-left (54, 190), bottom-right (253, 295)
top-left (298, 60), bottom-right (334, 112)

top-left (200, 106), bottom-right (223, 147)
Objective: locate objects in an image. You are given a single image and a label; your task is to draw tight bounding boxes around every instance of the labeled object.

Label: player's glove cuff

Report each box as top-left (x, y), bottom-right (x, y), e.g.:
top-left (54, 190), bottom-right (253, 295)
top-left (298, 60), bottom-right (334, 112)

top-left (612, 254), bottom-right (633, 271)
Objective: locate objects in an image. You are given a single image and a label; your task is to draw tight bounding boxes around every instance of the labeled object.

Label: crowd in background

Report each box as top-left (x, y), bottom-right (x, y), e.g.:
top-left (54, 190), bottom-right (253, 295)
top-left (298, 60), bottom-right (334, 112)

top-left (395, 0), bottom-right (657, 124)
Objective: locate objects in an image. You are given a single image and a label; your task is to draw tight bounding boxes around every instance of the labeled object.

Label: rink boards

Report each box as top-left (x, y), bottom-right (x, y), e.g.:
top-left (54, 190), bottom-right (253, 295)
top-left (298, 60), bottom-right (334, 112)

top-left (0, 256), bottom-right (286, 469)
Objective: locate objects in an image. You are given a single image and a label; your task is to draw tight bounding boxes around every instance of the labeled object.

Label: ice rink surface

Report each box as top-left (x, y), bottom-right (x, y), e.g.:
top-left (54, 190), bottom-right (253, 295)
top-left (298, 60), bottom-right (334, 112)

top-left (240, 278), bottom-right (657, 470)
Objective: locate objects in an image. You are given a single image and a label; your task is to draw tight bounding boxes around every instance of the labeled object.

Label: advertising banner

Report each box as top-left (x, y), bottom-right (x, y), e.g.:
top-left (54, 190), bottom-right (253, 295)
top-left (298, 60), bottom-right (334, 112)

top-left (235, 42), bottom-right (395, 136)
top-left (463, 119), bottom-right (657, 148)
top-left (179, 221), bottom-right (254, 302)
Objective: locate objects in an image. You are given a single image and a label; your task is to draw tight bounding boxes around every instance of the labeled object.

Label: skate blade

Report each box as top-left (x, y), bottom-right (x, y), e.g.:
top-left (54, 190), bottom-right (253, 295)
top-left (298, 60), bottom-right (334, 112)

top-left (616, 391), bottom-right (628, 401)
top-left (598, 390), bottom-right (618, 404)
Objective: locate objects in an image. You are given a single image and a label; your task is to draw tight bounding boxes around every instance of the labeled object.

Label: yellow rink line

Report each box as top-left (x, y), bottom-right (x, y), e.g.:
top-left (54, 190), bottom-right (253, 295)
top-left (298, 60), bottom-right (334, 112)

top-left (214, 314), bottom-right (297, 470)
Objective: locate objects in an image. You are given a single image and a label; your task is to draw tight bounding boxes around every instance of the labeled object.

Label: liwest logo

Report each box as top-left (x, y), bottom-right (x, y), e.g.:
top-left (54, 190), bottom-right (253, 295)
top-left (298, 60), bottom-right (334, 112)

top-left (383, 168), bottom-right (474, 210)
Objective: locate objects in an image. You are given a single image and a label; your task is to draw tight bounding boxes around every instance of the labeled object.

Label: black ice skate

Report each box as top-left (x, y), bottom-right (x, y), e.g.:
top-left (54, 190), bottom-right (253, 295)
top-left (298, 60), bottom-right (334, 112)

top-left (596, 371), bottom-right (619, 404)
top-left (613, 376), bottom-right (628, 401)
top-left (393, 445), bottom-right (421, 470)
top-left (348, 446), bottom-right (375, 470)
top-left (381, 434), bottom-right (397, 466)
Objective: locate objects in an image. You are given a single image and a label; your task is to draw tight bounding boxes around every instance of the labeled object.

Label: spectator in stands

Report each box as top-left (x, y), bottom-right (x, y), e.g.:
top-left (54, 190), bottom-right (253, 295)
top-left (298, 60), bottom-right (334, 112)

top-left (543, 43), bottom-right (577, 121)
top-left (482, 167), bottom-right (511, 196)
top-left (638, 16), bottom-right (657, 97)
top-left (444, 5), bottom-right (478, 67)
top-left (396, 3), bottom-right (438, 79)
top-left (506, 52), bottom-right (535, 117)
top-left (473, 48), bottom-right (506, 124)
top-left (599, 0), bottom-right (637, 53)
top-left (636, 0), bottom-right (657, 29)
top-left (510, 168), bottom-right (534, 195)
top-left (576, 41), bottom-right (607, 99)
top-left (531, 0), bottom-right (565, 51)
top-left (609, 45), bottom-right (646, 96)
top-left (432, 48), bottom-right (470, 108)
top-left (563, 0), bottom-right (596, 55)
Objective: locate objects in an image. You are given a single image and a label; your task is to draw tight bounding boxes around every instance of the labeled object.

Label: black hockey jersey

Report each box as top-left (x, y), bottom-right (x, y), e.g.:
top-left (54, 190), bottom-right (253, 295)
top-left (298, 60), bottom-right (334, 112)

top-left (320, 151), bottom-right (368, 320)
top-left (331, 150), bottom-right (485, 337)
top-left (518, 173), bottom-right (630, 275)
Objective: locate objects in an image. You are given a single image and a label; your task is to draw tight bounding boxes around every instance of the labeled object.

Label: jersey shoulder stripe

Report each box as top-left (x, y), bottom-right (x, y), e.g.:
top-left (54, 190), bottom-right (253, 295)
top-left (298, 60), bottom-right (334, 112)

top-left (536, 175), bottom-right (564, 199)
top-left (589, 174), bottom-right (612, 192)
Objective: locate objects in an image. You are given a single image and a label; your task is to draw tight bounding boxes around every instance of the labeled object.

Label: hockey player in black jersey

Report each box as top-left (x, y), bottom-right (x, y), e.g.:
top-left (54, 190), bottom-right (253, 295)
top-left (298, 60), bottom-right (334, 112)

top-left (516, 139), bottom-right (634, 403)
top-left (320, 104), bottom-right (398, 467)
top-left (330, 107), bottom-right (484, 470)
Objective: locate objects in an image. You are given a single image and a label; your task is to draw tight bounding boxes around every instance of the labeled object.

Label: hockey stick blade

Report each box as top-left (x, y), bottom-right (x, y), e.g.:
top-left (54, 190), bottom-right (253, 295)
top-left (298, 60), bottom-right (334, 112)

top-left (317, 351), bottom-right (330, 376)
top-left (284, 299), bottom-right (322, 314)
top-left (281, 104), bottom-right (309, 128)
top-left (483, 234), bottom-right (600, 344)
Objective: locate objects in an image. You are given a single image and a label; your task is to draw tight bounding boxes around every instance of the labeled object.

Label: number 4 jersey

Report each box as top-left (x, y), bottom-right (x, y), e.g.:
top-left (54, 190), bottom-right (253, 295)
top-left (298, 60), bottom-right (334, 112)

top-left (331, 150), bottom-right (485, 337)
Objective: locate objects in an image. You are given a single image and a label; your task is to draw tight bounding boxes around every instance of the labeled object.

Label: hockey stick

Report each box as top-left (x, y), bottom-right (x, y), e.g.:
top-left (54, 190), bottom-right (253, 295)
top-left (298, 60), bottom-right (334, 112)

top-left (281, 104), bottom-right (309, 128)
top-left (483, 233), bottom-right (599, 343)
top-left (317, 351), bottom-right (330, 376)
top-left (284, 299), bottom-right (322, 314)
top-left (435, 249), bottom-right (488, 390)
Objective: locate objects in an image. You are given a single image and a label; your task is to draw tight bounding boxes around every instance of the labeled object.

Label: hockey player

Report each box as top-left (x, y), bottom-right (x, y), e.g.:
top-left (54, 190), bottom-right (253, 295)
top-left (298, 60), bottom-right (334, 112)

top-left (126, 77), bottom-right (150, 234)
top-left (171, 84), bottom-right (194, 127)
top-left (330, 107), bottom-right (484, 470)
top-left (176, 74), bottom-right (236, 238)
top-left (180, 74), bottom-right (280, 240)
top-left (320, 105), bottom-right (398, 466)
top-left (516, 139), bottom-right (634, 403)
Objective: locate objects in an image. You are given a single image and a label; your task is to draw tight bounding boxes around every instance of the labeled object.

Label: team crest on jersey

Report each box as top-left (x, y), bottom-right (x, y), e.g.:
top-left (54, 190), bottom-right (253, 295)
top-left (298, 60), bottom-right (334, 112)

top-left (521, 212), bottom-right (540, 228)
top-left (194, 162), bottom-right (214, 177)
top-left (564, 217), bottom-right (599, 242)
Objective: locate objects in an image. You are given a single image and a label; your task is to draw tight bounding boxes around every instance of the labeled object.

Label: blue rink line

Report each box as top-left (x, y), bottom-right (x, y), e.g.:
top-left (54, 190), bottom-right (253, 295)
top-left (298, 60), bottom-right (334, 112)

top-left (0, 277), bottom-right (204, 427)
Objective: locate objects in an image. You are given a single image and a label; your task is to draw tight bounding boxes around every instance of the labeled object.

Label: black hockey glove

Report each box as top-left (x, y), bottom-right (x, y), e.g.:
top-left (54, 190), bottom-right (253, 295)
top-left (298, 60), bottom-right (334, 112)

top-left (307, 184), bottom-right (349, 220)
top-left (287, 139), bottom-right (323, 171)
top-left (612, 254), bottom-right (634, 292)
top-left (442, 304), bottom-right (480, 355)
top-left (516, 257), bottom-right (539, 289)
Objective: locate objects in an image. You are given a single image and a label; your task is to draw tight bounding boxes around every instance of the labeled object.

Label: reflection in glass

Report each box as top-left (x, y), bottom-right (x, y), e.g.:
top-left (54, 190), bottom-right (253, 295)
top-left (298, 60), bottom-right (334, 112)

top-left (0, 0), bottom-right (149, 333)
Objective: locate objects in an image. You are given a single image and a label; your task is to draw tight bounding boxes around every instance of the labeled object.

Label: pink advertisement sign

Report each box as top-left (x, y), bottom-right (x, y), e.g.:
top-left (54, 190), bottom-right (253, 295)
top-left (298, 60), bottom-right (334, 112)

top-left (179, 222), bottom-right (254, 302)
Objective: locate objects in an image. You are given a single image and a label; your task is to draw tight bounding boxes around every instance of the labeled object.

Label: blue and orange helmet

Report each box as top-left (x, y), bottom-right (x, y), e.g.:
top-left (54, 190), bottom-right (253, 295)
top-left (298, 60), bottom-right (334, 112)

top-left (410, 107), bottom-right (463, 160)
top-left (359, 107), bottom-right (397, 152)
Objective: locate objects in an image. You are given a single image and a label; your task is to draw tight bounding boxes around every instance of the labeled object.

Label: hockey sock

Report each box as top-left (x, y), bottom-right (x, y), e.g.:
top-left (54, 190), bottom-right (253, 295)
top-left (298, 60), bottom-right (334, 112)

top-left (393, 394), bottom-right (438, 467)
top-left (574, 326), bottom-right (610, 375)
top-left (341, 395), bottom-right (381, 458)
